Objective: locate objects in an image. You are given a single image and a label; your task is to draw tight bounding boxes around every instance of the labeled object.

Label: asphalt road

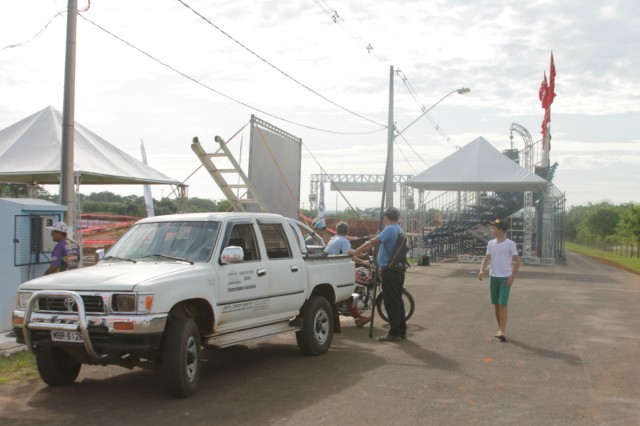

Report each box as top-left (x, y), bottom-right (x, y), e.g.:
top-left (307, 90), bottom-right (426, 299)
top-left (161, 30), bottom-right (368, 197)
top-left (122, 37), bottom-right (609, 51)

top-left (1, 252), bottom-right (638, 425)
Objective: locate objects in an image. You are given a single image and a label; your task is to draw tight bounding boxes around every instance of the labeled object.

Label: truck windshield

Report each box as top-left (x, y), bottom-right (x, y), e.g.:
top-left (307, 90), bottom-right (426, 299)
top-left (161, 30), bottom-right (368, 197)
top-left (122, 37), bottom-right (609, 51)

top-left (106, 221), bottom-right (220, 263)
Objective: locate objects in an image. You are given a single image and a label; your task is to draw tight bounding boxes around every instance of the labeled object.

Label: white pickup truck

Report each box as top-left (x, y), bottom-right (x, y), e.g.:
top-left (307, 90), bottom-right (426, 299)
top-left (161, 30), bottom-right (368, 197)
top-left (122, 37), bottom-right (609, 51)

top-left (12, 212), bottom-right (355, 397)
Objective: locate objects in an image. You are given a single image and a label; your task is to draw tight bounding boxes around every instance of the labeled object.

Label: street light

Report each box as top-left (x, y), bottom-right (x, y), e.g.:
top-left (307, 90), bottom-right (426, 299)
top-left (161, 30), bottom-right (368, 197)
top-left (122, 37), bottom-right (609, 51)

top-left (383, 86), bottom-right (471, 209)
top-left (396, 87), bottom-right (471, 138)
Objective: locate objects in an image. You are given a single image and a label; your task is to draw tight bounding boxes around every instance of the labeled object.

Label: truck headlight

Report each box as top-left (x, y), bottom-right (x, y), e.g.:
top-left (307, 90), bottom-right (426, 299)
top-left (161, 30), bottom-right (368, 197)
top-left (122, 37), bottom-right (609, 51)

top-left (112, 294), bottom-right (136, 312)
top-left (17, 291), bottom-right (33, 309)
top-left (112, 293), bottom-right (154, 313)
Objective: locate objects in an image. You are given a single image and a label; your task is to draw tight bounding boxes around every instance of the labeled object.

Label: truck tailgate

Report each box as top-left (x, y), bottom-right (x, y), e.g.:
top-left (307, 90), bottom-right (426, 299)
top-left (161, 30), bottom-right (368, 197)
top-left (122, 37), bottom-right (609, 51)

top-left (304, 255), bottom-right (355, 302)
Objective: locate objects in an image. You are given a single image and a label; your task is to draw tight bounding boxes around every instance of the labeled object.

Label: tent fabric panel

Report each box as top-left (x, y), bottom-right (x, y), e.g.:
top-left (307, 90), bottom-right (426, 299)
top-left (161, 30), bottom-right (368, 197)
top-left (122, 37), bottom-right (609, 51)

top-left (407, 137), bottom-right (548, 192)
top-left (0, 107), bottom-right (180, 185)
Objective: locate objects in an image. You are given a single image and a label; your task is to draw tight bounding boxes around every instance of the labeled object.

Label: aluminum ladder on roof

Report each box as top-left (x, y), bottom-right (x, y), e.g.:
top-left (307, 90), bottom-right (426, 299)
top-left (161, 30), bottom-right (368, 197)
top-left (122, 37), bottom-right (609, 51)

top-left (191, 136), bottom-right (268, 213)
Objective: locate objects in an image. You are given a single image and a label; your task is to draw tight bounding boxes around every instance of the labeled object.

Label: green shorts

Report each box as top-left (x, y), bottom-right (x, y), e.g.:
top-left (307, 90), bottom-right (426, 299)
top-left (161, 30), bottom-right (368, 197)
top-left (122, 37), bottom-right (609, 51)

top-left (490, 276), bottom-right (511, 305)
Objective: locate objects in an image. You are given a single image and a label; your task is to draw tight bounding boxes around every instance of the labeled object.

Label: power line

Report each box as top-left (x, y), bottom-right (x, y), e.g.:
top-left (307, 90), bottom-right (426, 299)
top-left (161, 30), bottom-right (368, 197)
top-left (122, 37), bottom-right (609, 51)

top-left (310, 0), bottom-right (460, 149)
top-left (0, 10), bottom-right (65, 52)
top-left (397, 132), bottom-right (430, 168)
top-left (393, 139), bottom-right (418, 174)
top-left (398, 71), bottom-right (459, 149)
top-left (302, 142), bottom-right (366, 222)
top-left (311, 0), bottom-right (388, 64)
top-left (175, 0), bottom-right (386, 129)
top-left (78, 13), bottom-right (385, 136)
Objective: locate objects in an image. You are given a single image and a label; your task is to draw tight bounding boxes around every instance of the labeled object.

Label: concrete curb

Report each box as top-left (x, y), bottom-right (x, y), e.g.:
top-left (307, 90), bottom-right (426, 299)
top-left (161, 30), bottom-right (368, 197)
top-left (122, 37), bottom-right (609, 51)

top-left (0, 332), bottom-right (26, 358)
top-left (0, 344), bottom-right (26, 358)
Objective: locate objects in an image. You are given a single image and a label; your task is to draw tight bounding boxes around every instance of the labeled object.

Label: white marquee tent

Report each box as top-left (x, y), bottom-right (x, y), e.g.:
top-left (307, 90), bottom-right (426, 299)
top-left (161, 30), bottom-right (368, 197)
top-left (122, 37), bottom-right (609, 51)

top-left (407, 136), bottom-right (548, 192)
top-left (0, 106), bottom-right (180, 186)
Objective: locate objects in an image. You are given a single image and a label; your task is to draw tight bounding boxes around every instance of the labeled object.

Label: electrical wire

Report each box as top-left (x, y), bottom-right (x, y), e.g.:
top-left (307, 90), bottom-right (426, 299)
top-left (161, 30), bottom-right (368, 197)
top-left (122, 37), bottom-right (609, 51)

top-left (311, 0), bottom-right (387, 64)
top-left (399, 71), bottom-right (459, 149)
top-left (78, 13), bottom-right (385, 136)
top-left (397, 132), bottom-right (430, 168)
top-left (310, 0), bottom-right (460, 150)
top-left (393, 139), bottom-right (418, 174)
top-left (0, 10), bottom-right (65, 52)
top-left (302, 143), bottom-right (368, 224)
top-left (79, 0), bottom-right (91, 13)
top-left (175, 0), bottom-right (386, 129)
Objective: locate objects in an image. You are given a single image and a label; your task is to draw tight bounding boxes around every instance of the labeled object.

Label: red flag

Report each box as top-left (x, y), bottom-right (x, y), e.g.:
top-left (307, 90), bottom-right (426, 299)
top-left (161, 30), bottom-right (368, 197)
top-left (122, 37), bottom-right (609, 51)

top-left (539, 72), bottom-right (549, 109)
top-left (548, 52), bottom-right (556, 106)
top-left (539, 52), bottom-right (556, 150)
top-left (541, 109), bottom-right (550, 140)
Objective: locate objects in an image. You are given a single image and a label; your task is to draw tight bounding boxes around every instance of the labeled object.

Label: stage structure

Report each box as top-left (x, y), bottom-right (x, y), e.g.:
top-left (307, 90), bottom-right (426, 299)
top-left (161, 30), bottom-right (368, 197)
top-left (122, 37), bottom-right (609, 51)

top-left (308, 173), bottom-right (414, 214)
top-left (405, 129), bottom-right (565, 266)
top-left (192, 115), bottom-right (302, 219)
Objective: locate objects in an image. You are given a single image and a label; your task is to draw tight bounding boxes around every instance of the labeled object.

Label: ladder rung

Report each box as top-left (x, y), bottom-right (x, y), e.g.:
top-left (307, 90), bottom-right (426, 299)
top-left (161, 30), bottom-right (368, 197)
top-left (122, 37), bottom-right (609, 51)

top-left (206, 153), bottom-right (227, 158)
top-left (226, 184), bottom-right (248, 189)
top-left (215, 169), bottom-right (238, 173)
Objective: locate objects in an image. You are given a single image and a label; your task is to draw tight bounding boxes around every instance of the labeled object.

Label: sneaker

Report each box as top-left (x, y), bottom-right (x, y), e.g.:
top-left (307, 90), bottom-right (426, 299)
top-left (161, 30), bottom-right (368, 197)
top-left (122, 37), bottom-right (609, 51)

top-left (355, 316), bottom-right (371, 328)
top-left (378, 334), bottom-right (402, 342)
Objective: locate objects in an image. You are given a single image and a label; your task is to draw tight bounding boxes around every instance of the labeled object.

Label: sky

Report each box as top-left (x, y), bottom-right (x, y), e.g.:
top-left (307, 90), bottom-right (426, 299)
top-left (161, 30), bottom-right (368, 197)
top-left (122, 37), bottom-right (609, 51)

top-left (1, 0), bottom-right (639, 212)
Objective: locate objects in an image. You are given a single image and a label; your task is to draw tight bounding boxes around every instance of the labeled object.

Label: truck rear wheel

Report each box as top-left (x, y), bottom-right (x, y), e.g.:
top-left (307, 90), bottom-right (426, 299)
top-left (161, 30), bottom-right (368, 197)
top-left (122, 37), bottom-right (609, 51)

top-left (160, 317), bottom-right (202, 397)
top-left (296, 296), bottom-right (333, 355)
top-left (36, 348), bottom-right (81, 386)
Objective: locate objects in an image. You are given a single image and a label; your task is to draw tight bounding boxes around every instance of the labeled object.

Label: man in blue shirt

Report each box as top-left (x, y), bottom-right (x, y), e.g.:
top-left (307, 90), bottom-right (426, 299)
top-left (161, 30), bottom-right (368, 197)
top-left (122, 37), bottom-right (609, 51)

top-left (44, 222), bottom-right (79, 275)
top-left (349, 207), bottom-right (407, 341)
top-left (325, 221), bottom-right (351, 255)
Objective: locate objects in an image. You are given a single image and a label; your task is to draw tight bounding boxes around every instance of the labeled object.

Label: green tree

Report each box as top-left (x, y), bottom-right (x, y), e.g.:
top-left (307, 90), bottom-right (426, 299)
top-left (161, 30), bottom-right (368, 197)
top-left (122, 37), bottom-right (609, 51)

top-left (155, 198), bottom-right (178, 216)
top-left (565, 205), bottom-right (589, 241)
top-left (577, 202), bottom-right (620, 243)
top-left (617, 203), bottom-right (640, 256)
top-left (216, 199), bottom-right (232, 212)
top-left (187, 197), bottom-right (217, 212)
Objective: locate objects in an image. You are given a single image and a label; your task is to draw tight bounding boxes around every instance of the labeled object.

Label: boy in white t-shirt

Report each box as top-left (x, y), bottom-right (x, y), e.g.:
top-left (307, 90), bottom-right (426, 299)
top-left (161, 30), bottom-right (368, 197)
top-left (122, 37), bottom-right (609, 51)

top-left (478, 219), bottom-right (521, 342)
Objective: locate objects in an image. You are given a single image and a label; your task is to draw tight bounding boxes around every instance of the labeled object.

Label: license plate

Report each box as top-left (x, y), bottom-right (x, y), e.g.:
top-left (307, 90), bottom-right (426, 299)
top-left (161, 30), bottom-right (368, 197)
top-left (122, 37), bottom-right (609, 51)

top-left (51, 330), bottom-right (84, 343)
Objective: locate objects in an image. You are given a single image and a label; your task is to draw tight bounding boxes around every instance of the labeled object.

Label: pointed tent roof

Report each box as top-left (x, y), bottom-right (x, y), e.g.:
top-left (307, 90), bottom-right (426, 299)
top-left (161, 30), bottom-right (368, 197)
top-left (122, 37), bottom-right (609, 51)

top-left (0, 106), bottom-right (180, 185)
top-left (407, 136), bottom-right (548, 191)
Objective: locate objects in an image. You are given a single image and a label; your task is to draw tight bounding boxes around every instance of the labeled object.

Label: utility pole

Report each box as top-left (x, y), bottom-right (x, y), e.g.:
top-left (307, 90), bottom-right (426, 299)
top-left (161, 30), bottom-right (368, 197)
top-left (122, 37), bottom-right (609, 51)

top-left (384, 65), bottom-right (394, 209)
top-left (61, 0), bottom-right (77, 233)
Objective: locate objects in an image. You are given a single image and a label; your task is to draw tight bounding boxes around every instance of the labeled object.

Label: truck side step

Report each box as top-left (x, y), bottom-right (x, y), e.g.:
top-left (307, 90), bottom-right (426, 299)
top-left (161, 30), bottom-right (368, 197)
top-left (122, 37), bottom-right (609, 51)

top-left (205, 320), bottom-right (301, 348)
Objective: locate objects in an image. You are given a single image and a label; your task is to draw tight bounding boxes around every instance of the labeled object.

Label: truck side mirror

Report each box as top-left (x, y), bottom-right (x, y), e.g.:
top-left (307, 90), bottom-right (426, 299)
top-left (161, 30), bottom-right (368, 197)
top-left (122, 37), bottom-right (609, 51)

top-left (220, 246), bottom-right (244, 264)
top-left (95, 249), bottom-right (105, 262)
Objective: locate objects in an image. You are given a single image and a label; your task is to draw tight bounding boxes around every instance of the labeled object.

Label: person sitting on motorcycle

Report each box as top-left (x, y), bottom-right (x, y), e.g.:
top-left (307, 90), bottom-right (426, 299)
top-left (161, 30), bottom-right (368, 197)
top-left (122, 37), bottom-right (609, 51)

top-left (325, 221), bottom-right (371, 328)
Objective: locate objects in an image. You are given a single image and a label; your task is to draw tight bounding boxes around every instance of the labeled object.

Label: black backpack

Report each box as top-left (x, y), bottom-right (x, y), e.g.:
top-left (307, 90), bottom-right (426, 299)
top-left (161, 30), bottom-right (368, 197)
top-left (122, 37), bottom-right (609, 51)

top-left (388, 231), bottom-right (410, 272)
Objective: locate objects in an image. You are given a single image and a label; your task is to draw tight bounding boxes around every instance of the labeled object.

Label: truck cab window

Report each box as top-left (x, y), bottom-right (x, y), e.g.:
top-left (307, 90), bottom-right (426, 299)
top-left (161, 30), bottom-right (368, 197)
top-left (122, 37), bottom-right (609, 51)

top-left (225, 224), bottom-right (260, 261)
top-left (258, 223), bottom-right (292, 259)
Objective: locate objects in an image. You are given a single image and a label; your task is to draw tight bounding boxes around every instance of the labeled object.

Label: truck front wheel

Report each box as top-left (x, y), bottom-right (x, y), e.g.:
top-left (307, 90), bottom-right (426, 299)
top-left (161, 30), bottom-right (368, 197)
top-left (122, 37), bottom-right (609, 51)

top-left (296, 296), bottom-right (333, 355)
top-left (160, 317), bottom-right (202, 397)
top-left (36, 348), bottom-right (81, 386)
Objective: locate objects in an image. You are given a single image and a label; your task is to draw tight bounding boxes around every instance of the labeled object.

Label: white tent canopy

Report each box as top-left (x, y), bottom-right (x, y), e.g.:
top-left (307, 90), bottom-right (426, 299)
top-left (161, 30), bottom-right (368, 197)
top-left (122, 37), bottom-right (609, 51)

top-left (0, 106), bottom-right (180, 185)
top-left (407, 137), bottom-right (548, 192)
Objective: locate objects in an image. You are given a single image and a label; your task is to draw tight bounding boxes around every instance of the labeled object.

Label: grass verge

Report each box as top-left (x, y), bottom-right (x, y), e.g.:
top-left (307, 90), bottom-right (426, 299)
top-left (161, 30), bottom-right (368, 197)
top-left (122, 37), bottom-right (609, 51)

top-left (0, 351), bottom-right (37, 385)
top-left (566, 242), bottom-right (640, 275)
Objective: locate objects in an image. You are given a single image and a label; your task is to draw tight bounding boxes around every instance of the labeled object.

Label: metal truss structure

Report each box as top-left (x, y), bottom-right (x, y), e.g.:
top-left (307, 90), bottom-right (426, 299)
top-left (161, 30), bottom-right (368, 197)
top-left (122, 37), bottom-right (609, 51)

top-left (510, 123), bottom-right (535, 262)
top-left (308, 174), bottom-right (413, 213)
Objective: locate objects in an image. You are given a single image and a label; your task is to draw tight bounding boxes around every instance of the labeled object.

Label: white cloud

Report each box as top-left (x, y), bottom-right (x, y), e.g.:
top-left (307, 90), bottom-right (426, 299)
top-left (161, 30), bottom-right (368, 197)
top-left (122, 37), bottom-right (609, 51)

top-left (1, 0), bottom-right (639, 210)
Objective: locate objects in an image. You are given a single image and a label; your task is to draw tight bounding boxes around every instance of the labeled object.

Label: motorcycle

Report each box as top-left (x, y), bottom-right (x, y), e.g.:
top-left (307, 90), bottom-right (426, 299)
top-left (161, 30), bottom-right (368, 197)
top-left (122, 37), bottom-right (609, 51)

top-left (337, 260), bottom-right (415, 323)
